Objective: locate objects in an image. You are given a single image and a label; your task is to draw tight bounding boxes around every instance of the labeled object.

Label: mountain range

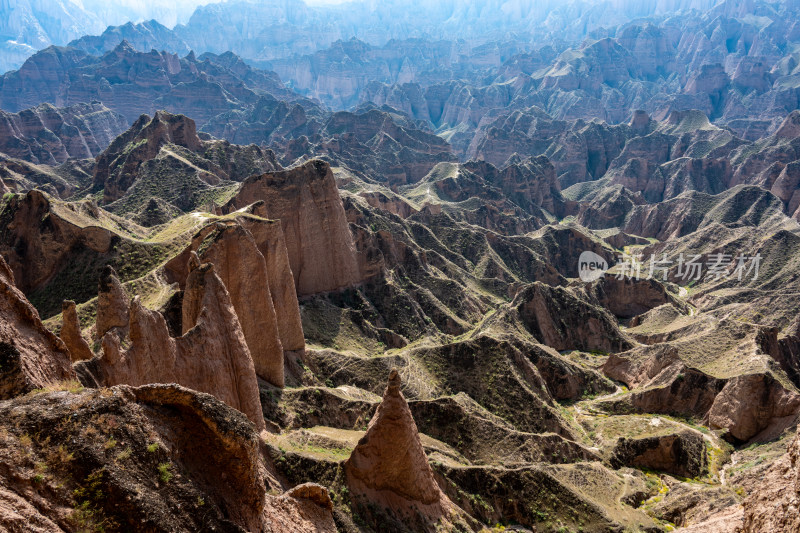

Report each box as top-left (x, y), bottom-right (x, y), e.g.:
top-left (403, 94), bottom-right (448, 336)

top-left (1, 0), bottom-right (800, 532)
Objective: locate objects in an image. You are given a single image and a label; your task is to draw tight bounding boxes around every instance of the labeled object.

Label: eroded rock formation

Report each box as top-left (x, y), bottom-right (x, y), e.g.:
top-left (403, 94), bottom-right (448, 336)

top-left (60, 299), bottom-right (94, 362)
top-left (0, 383), bottom-right (337, 532)
top-left (95, 265), bottom-right (130, 340)
top-left (0, 255), bottom-right (75, 398)
top-left (344, 369), bottom-right (473, 531)
top-left (610, 430), bottom-right (708, 478)
top-left (164, 215), bottom-right (305, 385)
top-left (88, 262), bottom-right (266, 430)
top-left (741, 428), bottom-right (800, 532)
top-left (224, 159), bottom-right (362, 295)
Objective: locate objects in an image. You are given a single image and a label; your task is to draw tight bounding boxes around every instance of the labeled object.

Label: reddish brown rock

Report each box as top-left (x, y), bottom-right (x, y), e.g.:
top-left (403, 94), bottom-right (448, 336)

top-left (188, 223), bottom-right (285, 387)
top-left (223, 159), bottom-right (362, 296)
top-left (60, 299), bottom-right (94, 362)
top-left (96, 262), bottom-right (266, 430)
top-left (263, 490), bottom-right (337, 533)
top-left (707, 373), bottom-right (800, 442)
top-left (95, 265), bottom-right (130, 340)
top-left (0, 382), bottom-right (339, 532)
top-left (0, 190), bottom-right (114, 299)
top-left (741, 428), bottom-right (800, 532)
top-left (344, 369), bottom-right (473, 531)
top-left (610, 430), bottom-right (708, 478)
top-left (286, 483), bottom-right (334, 511)
top-left (93, 111), bottom-right (203, 203)
top-left (345, 369), bottom-right (440, 504)
top-left (236, 215), bottom-right (305, 353)
top-left (0, 255), bottom-right (75, 399)
top-left (164, 216), bottom-right (304, 383)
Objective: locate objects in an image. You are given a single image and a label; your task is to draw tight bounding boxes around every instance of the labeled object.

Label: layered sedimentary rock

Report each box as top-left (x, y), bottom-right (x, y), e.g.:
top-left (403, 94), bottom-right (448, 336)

top-left (95, 265), bottom-right (130, 340)
top-left (91, 110), bottom-right (281, 212)
top-left (90, 263), bottom-right (265, 430)
top-left (610, 430), bottom-right (708, 478)
top-left (0, 255), bottom-right (75, 399)
top-left (164, 216), bottom-right (305, 385)
top-left (0, 102), bottom-right (127, 164)
top-left (0, 382), bottom-right (337, 532)
top-left (185, 225), bottom-right (285, 387)
top-left (60, 299), bottom-right (94, 361)
top-left (224, 159), bottom-right (362, 295)
top-left (741, 428), bottom-right (800, 532)
top-left (344, 369), bottom-right (473, 531)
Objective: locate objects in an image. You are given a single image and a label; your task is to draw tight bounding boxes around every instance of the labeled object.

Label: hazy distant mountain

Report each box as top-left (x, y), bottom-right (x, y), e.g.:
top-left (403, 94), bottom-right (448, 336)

top-left (4, 0), bottom-right (729, 76)
top-left (0, 0), bottom-right (213, 73)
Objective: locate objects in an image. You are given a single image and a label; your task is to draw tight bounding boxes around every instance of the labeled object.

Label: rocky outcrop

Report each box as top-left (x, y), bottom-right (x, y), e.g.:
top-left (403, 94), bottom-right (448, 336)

top-left (741, 428), bottom-right (800, 532)
top-left (707, 373), bottom-right (800, 442)
top-left (185, 224), bottom-right (285, 387)
top-left (92, 110), bottom-right (201, 202)
top-left (0, 190), bottom-right (114, 297)
top-left (588, 274), bottom-right (686, 319)
top-left (224, 160), bottom-right (362, 295)
top-left (60, 299), bottom-right (93, 362)
top-left (610, 430), bottom-right (708, 478)
top-left (236, 215), bottom-right (305, 353)
top-left (0, 255), bottom-right (75, 399)
top-left (344, 369), bottom-right (473, 531)
top-left (0, 383), bottom-right (337, 532)
top-left (0, 102), bottom-right (127, 165)
top-left (164, 216), bottom-right (305, 384)
top-left (91, 110), bottom-right (281, 212)
top-left (513, 282), bottom-right (631, 353)
top-left (89, 262), bottom-right (266, 430)
top-left (602, 336), bottom-right (800, 443)
top-left (95, 265), bottom-right (130, 340)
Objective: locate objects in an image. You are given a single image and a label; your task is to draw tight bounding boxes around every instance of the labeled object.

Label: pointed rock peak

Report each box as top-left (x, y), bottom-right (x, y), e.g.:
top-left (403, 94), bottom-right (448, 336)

top-left (112, 39), bottom-right (136, 55)
top-left (185, 50), bottom-right (197, 62)
top-left (145, 110), bottom-right (202, 151)
top-left (345, 368), bottom-right (441, 505)
top-left (387, 367), bottom-right (401, 392)
top-left (61, 300), bottom-right (93, 362)
top-left (629, 109), bottom-right (651, 131)
top-left (96, 265), bottom-right (130, 340)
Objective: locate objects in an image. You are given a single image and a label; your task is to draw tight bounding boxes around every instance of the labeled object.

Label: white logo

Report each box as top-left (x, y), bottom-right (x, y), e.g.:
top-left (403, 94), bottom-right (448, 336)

top-left (578, 251), bottom-right (608, 282)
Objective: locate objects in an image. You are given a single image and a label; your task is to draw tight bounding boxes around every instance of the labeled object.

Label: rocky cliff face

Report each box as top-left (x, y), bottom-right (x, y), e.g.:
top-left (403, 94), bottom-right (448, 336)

top-left (0, 102), bottom-right (127, 165)
top-left (224, 159), bottom-right (363, 296)
top-left (741, 428), bottom-right (800, 532)
top-left (86, 263), bottom-right (266, 430)
top-left (0, 255), bottom-right (75, 398)
top-left (164, 220), bottom-right (292, 387)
